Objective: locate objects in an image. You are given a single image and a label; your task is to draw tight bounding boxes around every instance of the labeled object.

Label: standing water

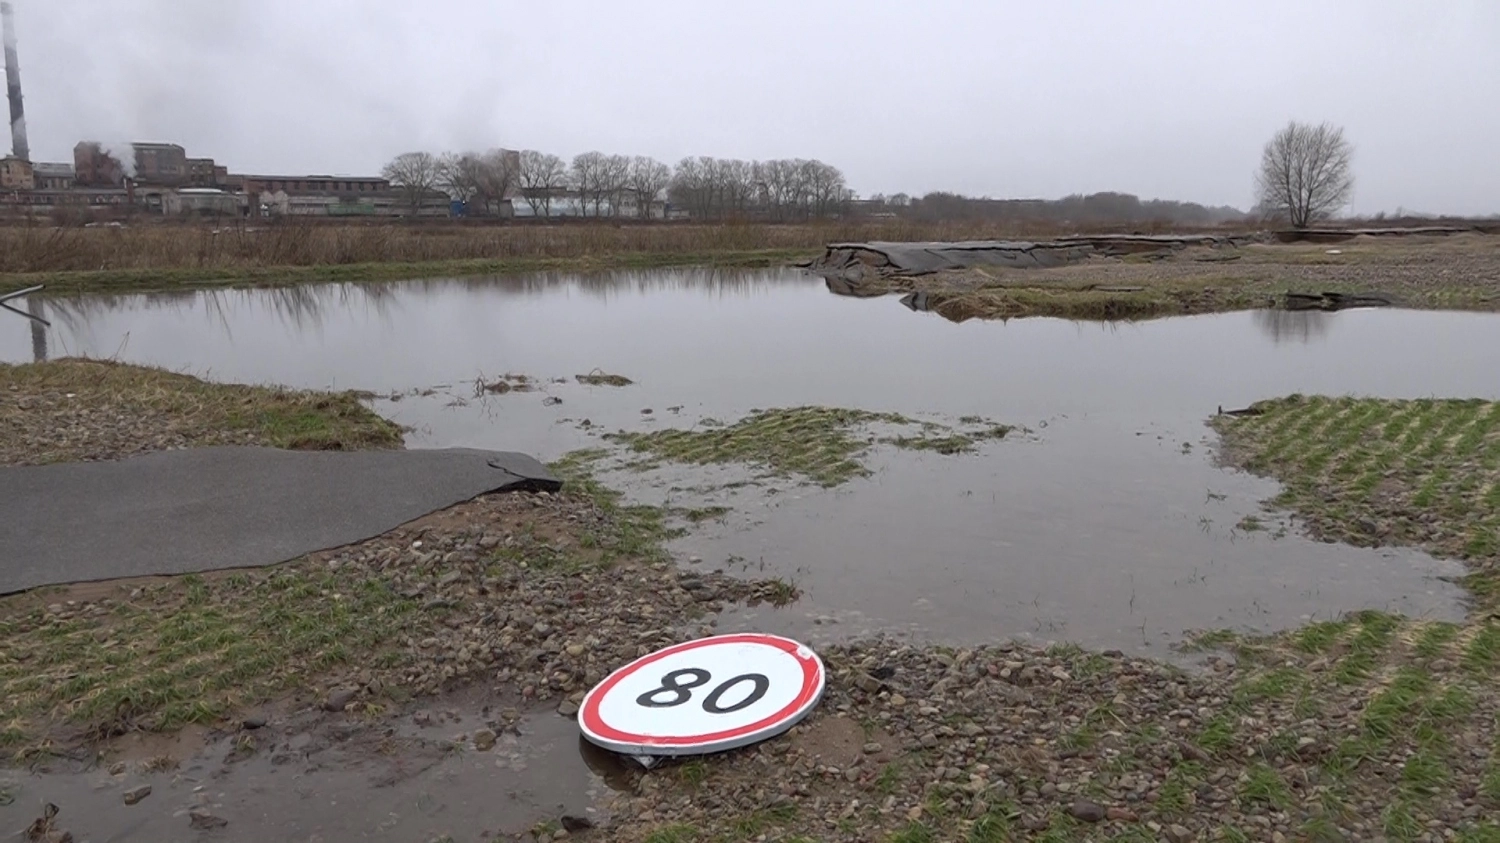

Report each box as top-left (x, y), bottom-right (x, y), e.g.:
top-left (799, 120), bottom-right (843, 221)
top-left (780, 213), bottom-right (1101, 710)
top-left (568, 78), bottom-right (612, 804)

top-left (7, 268), bottom-right (1497, 651)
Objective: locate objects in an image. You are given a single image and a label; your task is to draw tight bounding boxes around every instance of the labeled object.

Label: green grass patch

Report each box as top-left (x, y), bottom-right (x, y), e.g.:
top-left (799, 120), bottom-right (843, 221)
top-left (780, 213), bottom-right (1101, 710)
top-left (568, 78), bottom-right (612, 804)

top-left (888, 822), bottom-right (935, 843)
top-left (1238, 763), bottom-right (1291, 809)
top-left (0, 358), bottom-right (403, 466)
top-left (644, 824), bottom-right (699, 843)
top-left (1196, 712), bottom-right (1237, 756)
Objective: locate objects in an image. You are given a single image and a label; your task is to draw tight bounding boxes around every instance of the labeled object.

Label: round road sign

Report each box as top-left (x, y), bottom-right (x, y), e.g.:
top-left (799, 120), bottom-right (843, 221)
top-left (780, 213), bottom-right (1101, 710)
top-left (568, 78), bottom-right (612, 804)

top-left (579, 633), bottom-right (825, 756)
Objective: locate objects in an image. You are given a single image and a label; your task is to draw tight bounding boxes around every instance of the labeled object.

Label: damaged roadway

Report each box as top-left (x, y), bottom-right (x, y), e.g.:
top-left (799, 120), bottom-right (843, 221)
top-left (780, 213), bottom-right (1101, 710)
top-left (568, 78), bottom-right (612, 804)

top-left (0, 445), bottom-right (559, 593)
top-left (810, 230), bottom-right (1500, 322)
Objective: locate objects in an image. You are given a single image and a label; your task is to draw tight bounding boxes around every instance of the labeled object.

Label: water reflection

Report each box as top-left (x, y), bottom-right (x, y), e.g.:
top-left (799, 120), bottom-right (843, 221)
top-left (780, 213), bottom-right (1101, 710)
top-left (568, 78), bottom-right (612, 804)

top-left (1254, 308), bottom-right (1331, 344)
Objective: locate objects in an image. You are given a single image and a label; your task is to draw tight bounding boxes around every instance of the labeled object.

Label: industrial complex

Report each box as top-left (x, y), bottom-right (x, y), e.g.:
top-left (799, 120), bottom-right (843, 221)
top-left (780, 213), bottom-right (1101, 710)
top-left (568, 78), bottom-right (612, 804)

top-left (0, 2), bottom-right (456, 220)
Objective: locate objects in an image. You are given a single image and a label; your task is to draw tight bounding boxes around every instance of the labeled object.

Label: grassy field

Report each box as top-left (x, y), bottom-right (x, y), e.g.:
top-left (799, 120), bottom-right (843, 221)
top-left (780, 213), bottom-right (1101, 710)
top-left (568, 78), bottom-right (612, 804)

top-left (0, 358), bottom-right (403, 464)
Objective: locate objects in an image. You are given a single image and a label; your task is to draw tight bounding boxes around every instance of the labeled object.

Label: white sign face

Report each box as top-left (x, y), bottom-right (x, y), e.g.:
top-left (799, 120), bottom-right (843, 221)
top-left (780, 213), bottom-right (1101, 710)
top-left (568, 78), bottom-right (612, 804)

top-left (579, 633), bottom-right (825, 756)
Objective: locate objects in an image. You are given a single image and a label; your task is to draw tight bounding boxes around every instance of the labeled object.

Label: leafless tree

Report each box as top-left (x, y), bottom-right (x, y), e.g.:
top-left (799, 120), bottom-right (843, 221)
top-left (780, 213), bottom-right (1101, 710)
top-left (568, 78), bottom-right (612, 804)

top-left (626, 156), bottom-right (671, 218)
top-left (668, 157), bottom-right (712, 219)
top-left (382, 151), bottom-right (441, 215)
top-left (571, 151), bottom-right (610, 217)
top-left (601, 154), bottom-right (632, 217)
top-left (437, 152), bottom-right (483, 205)
top-left (1255, 121), bottom-right (1354, 228)
top-left (518, 150), bottom-right (566, 218)
top-left (473, 149), bottom-right (518, 217)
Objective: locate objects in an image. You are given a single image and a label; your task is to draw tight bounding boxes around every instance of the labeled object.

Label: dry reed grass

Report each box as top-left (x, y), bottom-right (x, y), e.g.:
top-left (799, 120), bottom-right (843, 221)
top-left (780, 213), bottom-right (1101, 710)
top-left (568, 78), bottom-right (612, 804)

top-left (0, 218), bottom-right (1239, 276)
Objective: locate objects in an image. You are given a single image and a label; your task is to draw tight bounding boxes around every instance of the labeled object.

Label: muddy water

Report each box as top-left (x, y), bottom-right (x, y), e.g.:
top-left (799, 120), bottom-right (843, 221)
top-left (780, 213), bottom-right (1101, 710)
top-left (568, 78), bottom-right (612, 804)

top-left (2, 700), bottom-right (622, 841)
top-left (7, 270), bottom-right (1498, 652)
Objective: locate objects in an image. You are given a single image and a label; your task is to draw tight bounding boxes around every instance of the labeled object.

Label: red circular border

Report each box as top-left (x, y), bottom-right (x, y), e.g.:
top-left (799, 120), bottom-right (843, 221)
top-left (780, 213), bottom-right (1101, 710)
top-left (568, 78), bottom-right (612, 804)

top-left (580, 633), bottom-right (822, 747)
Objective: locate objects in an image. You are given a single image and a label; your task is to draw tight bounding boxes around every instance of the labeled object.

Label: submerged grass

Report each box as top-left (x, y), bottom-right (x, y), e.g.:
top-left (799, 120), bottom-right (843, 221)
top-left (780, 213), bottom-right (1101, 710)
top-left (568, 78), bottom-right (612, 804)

top-left (0, 358), bottom-right (403, 465)
top-left (609, 407), bottom-right (905, 487)
top-left (608, 408), bottom-right (1014, 487)
top-left (1212, 395), bottom-right (1500, 610)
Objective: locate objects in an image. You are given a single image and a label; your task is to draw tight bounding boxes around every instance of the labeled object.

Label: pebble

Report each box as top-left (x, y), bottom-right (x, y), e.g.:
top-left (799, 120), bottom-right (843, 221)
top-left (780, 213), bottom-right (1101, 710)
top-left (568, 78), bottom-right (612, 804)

top-left (322, 687), bottom-right (358, 712)
top-left (1068, 799), bottom-right (1106, 823)
top-left (241, 716), bottom-right (266, 730)
top-left (862, 742), bottom-right (883, 754)
top-left (122, 785), bottom-right (152, 805)
top-left (473, 729), bottom-right (496, 750)
top-left (188, 808), bottom-right (228, 829)
top-left (558, 700), bottom-right (579, 717)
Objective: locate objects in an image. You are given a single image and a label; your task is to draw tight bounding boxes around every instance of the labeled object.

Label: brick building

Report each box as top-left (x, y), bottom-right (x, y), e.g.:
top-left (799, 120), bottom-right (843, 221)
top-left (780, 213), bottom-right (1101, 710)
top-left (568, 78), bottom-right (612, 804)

top-left (131, 142), bottom-right (187, 185)
top-left (0, 155), bottom-right (34, 190)
top-left (73, 142), bottom-right (123, 186)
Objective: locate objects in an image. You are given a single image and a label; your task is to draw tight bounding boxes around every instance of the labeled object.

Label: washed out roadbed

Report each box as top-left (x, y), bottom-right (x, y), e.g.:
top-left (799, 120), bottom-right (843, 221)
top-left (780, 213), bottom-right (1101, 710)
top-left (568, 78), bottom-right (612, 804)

top-left (832, 234), bottom-right (1500, 322)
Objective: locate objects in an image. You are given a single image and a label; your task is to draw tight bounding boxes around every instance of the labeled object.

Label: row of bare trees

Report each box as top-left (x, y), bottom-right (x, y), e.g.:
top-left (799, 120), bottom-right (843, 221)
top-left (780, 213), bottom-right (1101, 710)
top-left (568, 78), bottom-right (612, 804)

top-left (381, 149), bottom-right (849, 220)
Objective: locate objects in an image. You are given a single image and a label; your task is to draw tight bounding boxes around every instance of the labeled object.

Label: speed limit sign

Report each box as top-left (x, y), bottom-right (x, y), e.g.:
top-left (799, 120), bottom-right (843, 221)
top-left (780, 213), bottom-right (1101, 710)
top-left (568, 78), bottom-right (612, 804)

top-left (579, 633), bottom-right (825, 756)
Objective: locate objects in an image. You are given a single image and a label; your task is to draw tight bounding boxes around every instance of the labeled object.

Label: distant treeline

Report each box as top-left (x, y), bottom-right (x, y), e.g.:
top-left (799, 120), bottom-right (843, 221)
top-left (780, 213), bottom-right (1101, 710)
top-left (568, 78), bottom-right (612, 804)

top-left (858, 191), bottom-right (1247, 226)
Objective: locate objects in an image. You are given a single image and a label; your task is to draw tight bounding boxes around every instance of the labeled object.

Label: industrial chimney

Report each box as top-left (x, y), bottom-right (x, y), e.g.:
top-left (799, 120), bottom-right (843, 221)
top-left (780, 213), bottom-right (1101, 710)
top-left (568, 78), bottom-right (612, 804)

top-left (2, 0), bottom-right (28, 162)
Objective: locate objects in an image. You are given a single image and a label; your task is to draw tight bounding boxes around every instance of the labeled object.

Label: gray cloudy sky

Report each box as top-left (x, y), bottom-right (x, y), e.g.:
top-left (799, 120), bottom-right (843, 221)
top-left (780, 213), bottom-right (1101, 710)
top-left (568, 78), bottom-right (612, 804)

top-left (11, 0), bottom-right (1499, 214)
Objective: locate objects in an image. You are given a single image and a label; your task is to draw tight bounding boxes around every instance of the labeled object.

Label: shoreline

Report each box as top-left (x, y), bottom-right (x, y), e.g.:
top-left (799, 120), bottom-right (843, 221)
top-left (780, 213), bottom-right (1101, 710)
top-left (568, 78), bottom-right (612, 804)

top-left (1, 247), bottom-right (816, 297)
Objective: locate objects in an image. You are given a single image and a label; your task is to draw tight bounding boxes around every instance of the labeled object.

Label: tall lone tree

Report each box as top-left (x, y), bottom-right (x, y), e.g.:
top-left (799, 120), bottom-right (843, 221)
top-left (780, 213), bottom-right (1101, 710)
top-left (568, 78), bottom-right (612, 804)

top-left (1255, 121), bottom-right (1354, 228)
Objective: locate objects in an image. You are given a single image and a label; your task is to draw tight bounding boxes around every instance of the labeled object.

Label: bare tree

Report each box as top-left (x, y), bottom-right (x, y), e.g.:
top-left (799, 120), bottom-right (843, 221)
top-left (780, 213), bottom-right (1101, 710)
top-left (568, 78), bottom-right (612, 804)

top-left (437, 152), bottom-right (483, 207)
top-left (601, 154), bottom-right (632, 217)
top-left (571, 152), bottom-right (609, 217)
top-left (472, 149), bottom-right (518, 217)
top-left (1255, 121), bottom-right (1354, 228)
top-left (626, 156), bottom-right (671, 218)
top-left (518, 150), bottom-right (566, 218)
top-left (382, 151), bottom-right (441, 215)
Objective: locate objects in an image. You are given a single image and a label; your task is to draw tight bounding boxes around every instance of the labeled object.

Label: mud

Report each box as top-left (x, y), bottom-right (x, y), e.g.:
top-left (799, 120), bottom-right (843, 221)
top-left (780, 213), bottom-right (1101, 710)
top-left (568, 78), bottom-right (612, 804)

top-left (4, 688), bottom-right (619, 842)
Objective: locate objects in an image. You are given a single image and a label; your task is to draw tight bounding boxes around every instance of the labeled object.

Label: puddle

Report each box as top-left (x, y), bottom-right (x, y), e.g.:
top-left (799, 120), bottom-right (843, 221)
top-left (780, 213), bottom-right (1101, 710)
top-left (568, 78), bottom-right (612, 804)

top-left (2, 694), bottom-right (619, 841)
top-left (8, 269), bottom-right (1500, 651)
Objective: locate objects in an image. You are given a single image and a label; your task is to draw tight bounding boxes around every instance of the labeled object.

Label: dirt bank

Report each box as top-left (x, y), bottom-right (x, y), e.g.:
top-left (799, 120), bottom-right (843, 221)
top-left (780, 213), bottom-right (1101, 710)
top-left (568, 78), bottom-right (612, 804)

top-left (0, 358), bottom-right (403, 464)
top-left (817, 233), bottom-right (1500, 322)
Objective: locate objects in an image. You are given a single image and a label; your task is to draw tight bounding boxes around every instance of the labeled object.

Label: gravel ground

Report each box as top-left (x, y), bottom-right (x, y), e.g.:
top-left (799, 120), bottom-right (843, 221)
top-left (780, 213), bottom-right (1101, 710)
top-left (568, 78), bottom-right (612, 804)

top-left (592, 614), bottom-right (1500, 843)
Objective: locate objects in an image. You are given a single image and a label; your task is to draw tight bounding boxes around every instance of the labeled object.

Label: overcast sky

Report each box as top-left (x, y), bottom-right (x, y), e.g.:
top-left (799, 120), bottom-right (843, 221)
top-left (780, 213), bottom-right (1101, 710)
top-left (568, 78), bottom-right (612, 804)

top-left (9, 0), bottom-right (1498, 214)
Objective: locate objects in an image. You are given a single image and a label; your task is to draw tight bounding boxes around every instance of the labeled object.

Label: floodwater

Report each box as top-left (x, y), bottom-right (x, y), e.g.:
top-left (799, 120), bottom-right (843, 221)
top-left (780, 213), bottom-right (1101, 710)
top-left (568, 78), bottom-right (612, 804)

top-left (5, 269), bottom-right (1496, 653)
top-left (1, 696), bottom-right (624, 841)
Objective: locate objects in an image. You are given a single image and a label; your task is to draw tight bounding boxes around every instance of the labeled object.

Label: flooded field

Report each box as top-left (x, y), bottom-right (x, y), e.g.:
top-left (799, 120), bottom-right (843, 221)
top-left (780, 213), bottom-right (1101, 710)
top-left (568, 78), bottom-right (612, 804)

top-left (8, 269), bottom-right (1496, 652)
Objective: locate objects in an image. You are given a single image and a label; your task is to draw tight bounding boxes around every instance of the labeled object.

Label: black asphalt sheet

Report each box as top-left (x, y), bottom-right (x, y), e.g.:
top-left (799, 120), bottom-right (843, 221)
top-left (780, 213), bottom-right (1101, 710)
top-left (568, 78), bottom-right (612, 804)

top-left (0, 446), bottom-right (560, 594)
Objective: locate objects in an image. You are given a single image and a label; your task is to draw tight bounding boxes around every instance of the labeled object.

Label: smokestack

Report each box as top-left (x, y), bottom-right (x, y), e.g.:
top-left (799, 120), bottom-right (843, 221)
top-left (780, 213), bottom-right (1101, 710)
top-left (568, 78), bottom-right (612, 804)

top-left (2, 1), bottom-right (28, 162)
